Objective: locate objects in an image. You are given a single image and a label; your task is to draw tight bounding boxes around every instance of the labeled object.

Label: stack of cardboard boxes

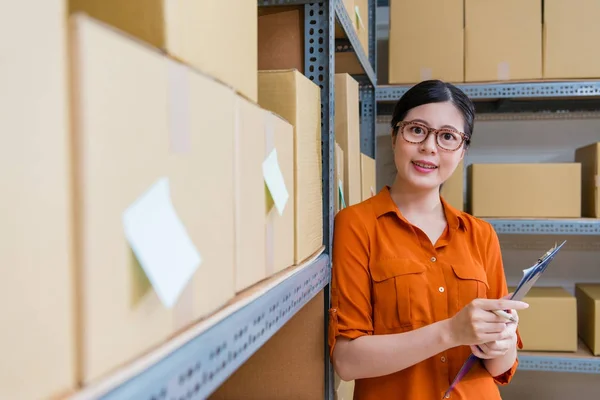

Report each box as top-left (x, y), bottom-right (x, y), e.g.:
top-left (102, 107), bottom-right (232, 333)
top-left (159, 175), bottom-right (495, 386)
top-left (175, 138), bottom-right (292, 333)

top-left (388, 0), bottom-right (600, 84)
top-left (2, 1), bottom-right (326, 398)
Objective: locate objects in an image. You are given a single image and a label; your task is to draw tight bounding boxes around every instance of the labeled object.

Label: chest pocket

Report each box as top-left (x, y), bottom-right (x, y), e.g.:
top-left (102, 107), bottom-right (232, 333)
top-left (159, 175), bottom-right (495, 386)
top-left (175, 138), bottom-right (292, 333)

top-left (371, 259), bottom-right (431, 331)
top-left (450, 263), bottom-right (489, 309)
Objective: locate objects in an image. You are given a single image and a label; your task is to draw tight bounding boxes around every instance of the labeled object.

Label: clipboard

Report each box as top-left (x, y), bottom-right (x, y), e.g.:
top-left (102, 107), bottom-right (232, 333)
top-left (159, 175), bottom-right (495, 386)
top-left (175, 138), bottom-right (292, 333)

top-left (442, 240), bottom-right (567, 398)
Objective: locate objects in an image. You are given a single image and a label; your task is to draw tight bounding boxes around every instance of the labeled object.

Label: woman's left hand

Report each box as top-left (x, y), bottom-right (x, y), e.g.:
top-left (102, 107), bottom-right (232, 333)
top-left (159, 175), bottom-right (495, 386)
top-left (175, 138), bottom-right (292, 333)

top-left (470, 309), bottom-right (519, 360)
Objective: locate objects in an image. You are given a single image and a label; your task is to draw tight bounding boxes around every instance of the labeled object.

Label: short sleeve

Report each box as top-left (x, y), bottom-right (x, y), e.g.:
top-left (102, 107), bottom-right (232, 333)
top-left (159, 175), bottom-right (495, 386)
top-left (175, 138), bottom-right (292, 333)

top-left (328, 206), bottom-right (373, 358)
top-left (483, 222), bottom-right (524, 385)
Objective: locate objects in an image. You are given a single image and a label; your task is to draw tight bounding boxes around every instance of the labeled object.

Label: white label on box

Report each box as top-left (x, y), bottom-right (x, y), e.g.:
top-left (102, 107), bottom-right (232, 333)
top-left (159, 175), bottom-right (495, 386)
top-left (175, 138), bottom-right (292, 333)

top-left (123, 177), bottom-right (201, 308)
top-left (263, 148), bottom-right (289, 216)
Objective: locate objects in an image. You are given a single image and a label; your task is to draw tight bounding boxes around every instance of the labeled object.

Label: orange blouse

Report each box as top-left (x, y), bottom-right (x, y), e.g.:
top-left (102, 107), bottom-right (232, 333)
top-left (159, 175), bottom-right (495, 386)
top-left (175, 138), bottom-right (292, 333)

top-left (329, 186), bottom-right (523, 400)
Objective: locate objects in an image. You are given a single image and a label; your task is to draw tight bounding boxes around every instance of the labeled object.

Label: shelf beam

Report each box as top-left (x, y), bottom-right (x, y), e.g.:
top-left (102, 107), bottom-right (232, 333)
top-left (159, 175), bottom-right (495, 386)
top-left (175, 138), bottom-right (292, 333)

top-left (70, 253), bottom-right (331, 400)
top-left (376, 81), bottom-right (600, 102)
top-left (486, 219), bottom-right (600, 236)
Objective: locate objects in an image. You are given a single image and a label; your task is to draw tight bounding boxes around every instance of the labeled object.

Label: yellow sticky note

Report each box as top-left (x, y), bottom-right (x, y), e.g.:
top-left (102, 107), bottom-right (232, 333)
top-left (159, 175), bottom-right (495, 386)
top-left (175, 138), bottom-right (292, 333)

top-left (262, 148), bottom-right (289, 216)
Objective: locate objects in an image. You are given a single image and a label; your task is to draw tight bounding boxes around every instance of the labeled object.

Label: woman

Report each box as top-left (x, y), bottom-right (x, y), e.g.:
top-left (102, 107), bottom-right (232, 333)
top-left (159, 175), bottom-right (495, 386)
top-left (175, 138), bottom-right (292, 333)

top-left (328, 80), bottom-right (528, 400)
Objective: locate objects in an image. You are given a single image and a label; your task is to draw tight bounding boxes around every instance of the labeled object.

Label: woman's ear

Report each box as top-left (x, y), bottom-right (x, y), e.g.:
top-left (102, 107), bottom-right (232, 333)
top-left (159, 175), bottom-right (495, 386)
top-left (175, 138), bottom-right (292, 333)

top-left (391, 130), bottom-right (397, 149)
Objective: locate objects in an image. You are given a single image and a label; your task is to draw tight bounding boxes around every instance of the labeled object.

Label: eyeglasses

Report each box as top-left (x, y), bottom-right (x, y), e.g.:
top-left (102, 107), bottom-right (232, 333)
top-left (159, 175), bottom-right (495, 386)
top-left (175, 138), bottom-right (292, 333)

top-left (394, 120), bottom-right (469, 151)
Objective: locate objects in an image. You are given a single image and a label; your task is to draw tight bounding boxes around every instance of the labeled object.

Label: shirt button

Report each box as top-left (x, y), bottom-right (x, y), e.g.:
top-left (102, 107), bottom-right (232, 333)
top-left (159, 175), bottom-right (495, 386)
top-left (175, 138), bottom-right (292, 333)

top-left (441, 356), bottom-right (446, 362)
top-left (439, 287), bottom-right (445, 293)
top-left (431, 256), bottom-right (437, 262)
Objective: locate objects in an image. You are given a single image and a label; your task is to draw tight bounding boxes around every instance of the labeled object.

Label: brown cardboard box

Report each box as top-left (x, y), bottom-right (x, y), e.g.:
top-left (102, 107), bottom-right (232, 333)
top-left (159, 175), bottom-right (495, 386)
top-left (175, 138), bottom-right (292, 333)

top-left (575, 142), bottom-right (600, 217)
top-left (388, 0), bottom-right (463, 84)
top-left (575, 284), bottom-right (600, 356)
top-left (258, 70), bottom-right (323, 264)
top-left (0, 1), bottom-right (76, 398)
top-left (516, 287), bottom-right (578, 352)
top-left (360, 154), bottom-right (376, 201)
top-left (70, 14), bottom-right (235, 383)
top-left (465, 0), bottom-right (542, 82)
top-left (258, 7), bottom-right (304, 73)
top-left (265, 112), bottom-right (296, 275)
top-left (69, 0), bottom-right (258, 101)
top-left (234, 96), bottom-right (267, 291)
top-left (468, 163), bottom-right (581, 218)
top-left (335, 74), bottom-right (362, 206)
top-left (441, 160), bottom-right (464, 211)
top-left (354, 0), bottom-right (369, 57)
top-left (335, 143), bottom-right (346, 213)
top-left (544, 0), bottom-right (600, 79)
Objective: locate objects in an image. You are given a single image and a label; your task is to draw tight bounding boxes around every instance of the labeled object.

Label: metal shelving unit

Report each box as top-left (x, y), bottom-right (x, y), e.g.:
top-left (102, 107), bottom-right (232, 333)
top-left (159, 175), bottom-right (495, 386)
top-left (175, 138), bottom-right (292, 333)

top-left (256, 1), bottom-right (378, 398)
top-left (71, 253), bottom-right (330, 400)
top-left (486, 219), bottom-right (600, 236)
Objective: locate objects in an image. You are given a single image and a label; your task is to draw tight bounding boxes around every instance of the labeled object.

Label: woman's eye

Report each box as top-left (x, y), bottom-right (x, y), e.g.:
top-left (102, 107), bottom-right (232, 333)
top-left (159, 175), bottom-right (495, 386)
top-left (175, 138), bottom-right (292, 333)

top-left (412, 127), bottom-right (424, 134)
top-left (443, 133), bottom-right (456, 141)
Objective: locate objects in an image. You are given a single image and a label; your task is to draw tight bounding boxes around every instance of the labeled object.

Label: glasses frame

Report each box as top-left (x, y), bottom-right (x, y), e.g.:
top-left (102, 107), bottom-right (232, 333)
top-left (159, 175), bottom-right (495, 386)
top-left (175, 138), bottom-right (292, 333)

top-left (394, 120), bottom-right (470, 151)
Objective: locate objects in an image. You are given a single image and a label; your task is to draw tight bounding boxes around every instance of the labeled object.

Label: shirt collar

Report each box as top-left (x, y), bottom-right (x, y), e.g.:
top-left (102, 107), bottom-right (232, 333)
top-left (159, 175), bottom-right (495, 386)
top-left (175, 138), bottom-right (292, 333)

top-left (372, 186), bottom-right (467, 231)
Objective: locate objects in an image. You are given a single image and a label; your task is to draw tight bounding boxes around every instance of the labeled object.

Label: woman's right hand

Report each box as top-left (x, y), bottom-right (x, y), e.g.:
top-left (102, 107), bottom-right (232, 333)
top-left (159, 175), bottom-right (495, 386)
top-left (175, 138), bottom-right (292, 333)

top-left (448, 298), bottom-right (529, 346)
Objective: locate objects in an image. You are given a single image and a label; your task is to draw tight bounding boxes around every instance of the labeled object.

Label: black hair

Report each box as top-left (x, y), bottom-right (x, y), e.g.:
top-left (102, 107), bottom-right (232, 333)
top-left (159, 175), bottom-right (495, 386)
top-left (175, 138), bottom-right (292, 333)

top-left (390, 80), bottom-right (476, 147)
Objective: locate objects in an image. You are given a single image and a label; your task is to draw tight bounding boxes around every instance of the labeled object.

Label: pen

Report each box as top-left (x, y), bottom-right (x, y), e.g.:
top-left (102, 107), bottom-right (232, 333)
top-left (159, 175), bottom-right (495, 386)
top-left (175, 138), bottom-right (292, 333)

top-left (492, 309), bottom-right (517, 323)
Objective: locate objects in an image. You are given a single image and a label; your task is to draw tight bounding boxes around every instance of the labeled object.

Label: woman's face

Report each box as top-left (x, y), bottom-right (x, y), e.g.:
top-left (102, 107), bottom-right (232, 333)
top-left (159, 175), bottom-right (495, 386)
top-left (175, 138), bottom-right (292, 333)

top-left (392, 101), bottom-right (466, 192)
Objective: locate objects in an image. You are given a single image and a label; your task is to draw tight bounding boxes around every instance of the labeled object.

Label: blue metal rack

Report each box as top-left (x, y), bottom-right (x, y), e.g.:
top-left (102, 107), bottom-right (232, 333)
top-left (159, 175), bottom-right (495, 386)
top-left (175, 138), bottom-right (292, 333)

top-left (376, 81), bottom-right (600, 102)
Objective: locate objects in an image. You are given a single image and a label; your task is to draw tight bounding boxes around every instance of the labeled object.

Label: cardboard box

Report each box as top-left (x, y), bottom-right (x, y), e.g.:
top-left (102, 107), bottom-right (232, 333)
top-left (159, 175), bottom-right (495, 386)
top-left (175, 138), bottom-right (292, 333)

top-left (575, 142), bottom-right (600, 217)
top-left (258, 7), bottom-right (304, 73)
top-left (70, 14), bottom-right (235, 382)
top-left (516, 287), bottom-right (578, 352)
top-left (388, 0), bottom-right (463, 84)
top-left (360, 154), bottom-right (376, 201)
top-left (258, 70), bottom-right (323, 264)
top-left (465, 0), bottom-right (542, 82)
top-left (265, 112), bottom-right (295, 274)
top-left (335, 74), bottom-right (362, 206)
top-left (0, 1), bottom-right (76, 398)
top-left (69, 0), bottom-right (257, 101)
top-left (441, 160), bottom-right (464, 211)
top-left (575, 284), bottom-right (600, 356)
top-left (544, 0), bottom-right (600, 79)
top-left (354, 0), bottom-right (369, 57)
top-left (234, 96), bottom-right (267, 291)
top-left (468, 163), bottom-right (581, 218)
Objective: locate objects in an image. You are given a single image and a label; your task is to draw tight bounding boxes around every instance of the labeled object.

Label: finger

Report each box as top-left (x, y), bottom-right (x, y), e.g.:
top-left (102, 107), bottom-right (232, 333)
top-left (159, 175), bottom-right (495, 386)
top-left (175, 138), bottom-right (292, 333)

top-left (470, 345), bottom-right (494, 359)
top-left (473, 309), bottom-right (511, 323)
top-left (477, 322), bottom-right (508, 334)
top-left (471, 344), bottom-right (505, 359)
top-left (475, 298), bottom-right (529, 311)
top-left (501, 292), bottom-right (514, 300)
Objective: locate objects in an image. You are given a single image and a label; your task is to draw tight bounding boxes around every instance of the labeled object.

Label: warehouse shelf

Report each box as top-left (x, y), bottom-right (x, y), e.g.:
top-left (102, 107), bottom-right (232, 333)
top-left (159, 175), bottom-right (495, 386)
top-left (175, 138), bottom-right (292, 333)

top-left (70, 250), bottom-right (330, 400)
top-left (519, 342), bottom-right (600, 374)
top-left (376, 81), bottom-right (600, 102)
top-left (486, 219), bottom-right (600, 236)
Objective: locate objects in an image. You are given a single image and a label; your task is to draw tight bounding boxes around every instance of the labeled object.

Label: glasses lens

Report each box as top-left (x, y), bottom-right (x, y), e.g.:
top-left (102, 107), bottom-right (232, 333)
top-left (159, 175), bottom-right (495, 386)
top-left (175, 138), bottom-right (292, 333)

top-left (437, 129), bottom-right (463, 150)
top-left (402, 122), bottom-right (428, 142)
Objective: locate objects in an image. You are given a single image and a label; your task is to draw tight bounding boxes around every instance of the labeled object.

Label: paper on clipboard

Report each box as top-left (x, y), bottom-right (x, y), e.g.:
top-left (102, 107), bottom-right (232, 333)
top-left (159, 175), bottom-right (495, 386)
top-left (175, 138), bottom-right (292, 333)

top-left (443, 240), bottom-right (567, 398)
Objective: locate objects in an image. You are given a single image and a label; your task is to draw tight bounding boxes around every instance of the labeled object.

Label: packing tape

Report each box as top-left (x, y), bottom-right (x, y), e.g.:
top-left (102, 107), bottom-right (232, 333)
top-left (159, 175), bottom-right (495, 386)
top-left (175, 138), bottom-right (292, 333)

top-left (497, 62), bottom-right (510, 81)
top-left (265, 113), bottom-right (275, 277)
top-left (420, 67), bottom-right (433, 81)
top-left (167, 59), bottom-right (191, 154)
